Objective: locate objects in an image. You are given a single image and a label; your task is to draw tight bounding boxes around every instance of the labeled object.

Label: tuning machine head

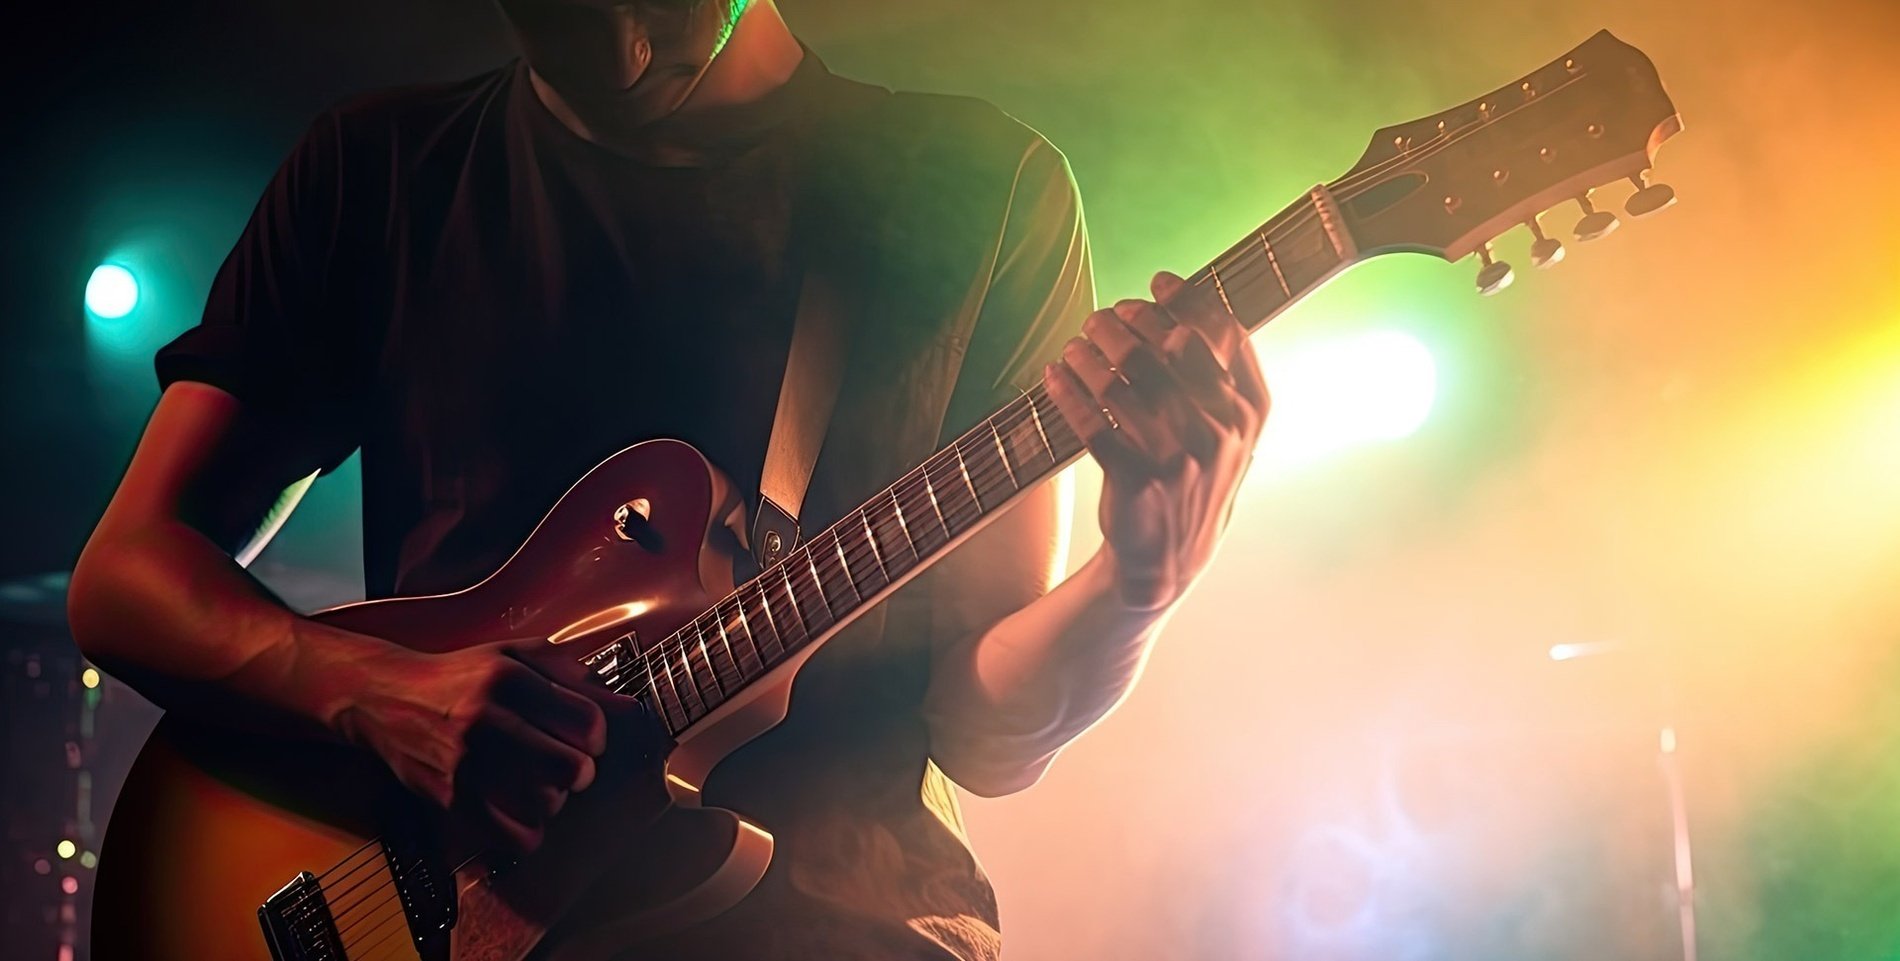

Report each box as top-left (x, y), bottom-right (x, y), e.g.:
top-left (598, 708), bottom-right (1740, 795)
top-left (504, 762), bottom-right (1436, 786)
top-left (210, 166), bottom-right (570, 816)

top-left (1625, 171), bottom-right (1677, 218)
top-left (1573, 192), bottom-right (1621, 242)
top-left (1475, 243), bottom-right (1514, 296)
top-left (1526, 217), bottom-right (1565, 269)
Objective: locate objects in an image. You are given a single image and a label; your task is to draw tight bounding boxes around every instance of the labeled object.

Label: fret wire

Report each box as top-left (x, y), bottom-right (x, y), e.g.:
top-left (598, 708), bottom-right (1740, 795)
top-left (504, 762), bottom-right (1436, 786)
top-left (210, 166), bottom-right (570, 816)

top-left (715, 601), bottom-right (757, 680)
top-left (859, 511), bottom-right (891, 581)
top-left (710, 607), bottom-right (737, 683)
top-left (803, 549), bottom-right (832, 617)
top-left (1258, 227), bottom-right (1291, 297)
top-left (951, 443), bottom-right (982, 509)
top-left (729, 594), bottom-right (766, 673)
top-left (887, 489), bottom-right (919, 560)
top-left (1022, 393), bottom-right (1056, 464)
top-left (684, 650), bottom-right (707, 721)
top-left (1224, 260), bottom-right (1290, 333)
top-left (988, 418), bottom-right (1020, 489)
top-left (752, 581), bottom-right (787, 660)
top-left (691, 623), bottom-right (724, 702)
top-left (828, 530), bottom-right (864, 602)
top-left (920, 468), bottom-right (951, 536)
top-left (654, 646), bottom-right (685, 724)
top-left (1206, 263), bottom-right (1238, 320)
top-left (898, 474), bottom-right (947, 554)
top-left (777, 564), bottom-right (809, 646)
top-left (644, 670), bottom-right (676, 733)
top-left (671, 646), bottom-right (703, 720)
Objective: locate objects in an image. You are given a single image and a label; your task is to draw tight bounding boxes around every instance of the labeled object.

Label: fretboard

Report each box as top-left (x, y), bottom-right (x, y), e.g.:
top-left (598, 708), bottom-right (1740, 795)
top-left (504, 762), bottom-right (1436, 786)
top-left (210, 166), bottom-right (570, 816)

top-left (597, 185), bottom-right (1358, 736)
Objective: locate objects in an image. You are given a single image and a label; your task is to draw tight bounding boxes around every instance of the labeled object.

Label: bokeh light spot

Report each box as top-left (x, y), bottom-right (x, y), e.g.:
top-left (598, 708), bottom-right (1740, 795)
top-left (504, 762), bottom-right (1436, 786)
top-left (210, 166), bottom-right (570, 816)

top-left (1259, 330), bottom-right (1438, 465)
top-left (85, 264), bottom-right (139, 319)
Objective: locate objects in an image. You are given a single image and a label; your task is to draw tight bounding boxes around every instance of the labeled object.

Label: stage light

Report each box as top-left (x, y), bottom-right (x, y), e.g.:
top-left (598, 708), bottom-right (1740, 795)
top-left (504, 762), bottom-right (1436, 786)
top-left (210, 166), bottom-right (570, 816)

top-left (56, 840), bottom-right (76, 859)
top-left (1258, 330), bottom-right (1438, 465)
top-left (85, 263), bottom-right (140, 319)
top-left (81, 668), bottom-right (100, 689)
top-left (1548, 640), bottom-right (1622, 661)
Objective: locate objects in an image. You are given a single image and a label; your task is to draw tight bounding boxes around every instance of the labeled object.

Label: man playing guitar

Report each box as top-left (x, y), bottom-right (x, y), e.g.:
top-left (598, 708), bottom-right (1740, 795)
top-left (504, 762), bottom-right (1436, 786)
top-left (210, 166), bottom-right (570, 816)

top-left (68, 0), bottom-right (1268, 957)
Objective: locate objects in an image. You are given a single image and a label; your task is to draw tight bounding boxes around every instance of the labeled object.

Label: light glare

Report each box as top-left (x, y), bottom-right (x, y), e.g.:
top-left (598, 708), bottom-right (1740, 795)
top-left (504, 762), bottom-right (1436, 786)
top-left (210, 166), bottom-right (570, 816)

top-left (85, 264), bottom-right (139, 319)
top-left (1258, 330), bottom-right (1438, 465)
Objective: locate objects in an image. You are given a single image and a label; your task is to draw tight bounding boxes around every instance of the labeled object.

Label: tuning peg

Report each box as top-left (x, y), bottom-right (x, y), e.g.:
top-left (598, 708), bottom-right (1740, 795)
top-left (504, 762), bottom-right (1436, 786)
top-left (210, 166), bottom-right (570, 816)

top-left (1625, 172), bottom-right (1677, 218)
top-left (1573, 193), bottom-right (1620, 242)
top-left (1475, 244), bottom-right (1514, 296)
top-left (1526, 218), bottom-right (1565, 269)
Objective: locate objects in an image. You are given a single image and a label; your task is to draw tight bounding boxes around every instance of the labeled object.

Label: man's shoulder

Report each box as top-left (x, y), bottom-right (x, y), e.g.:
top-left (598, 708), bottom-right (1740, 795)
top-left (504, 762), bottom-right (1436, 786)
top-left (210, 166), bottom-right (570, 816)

top-left (315, 63), bottom-right (518, 150)
top-left (834, 82), bottom-right (1059, 185)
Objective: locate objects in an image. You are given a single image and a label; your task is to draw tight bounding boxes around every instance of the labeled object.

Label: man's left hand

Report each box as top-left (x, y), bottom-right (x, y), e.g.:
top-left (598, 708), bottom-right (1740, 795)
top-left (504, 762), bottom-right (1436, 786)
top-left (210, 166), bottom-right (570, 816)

top-left (1043, 270), bottom-right (1269, 611)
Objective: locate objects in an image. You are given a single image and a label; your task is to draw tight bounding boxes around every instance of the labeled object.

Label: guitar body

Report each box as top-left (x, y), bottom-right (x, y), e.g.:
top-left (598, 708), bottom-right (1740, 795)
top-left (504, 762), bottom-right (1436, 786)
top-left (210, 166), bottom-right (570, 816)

top-left (94, 439), bottom-right (795, 961)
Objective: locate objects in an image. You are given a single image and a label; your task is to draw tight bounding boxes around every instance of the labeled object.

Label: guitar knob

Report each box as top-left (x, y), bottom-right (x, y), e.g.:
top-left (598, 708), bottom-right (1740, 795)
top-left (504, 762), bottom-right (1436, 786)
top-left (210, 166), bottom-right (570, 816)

top-left (1476, 244), bottom-right (1514, 296)
top-left (1625, 172), bottom-right (1677, 218)
top-left (1573, 193), bottom-right (1620, 242)
top-left (1526, 218), bottom-right (1565, 269)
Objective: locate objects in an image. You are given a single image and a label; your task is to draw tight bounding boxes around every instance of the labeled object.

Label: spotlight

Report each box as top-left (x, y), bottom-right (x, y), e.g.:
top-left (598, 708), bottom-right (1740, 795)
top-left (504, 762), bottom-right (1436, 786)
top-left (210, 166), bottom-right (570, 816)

top-left (85, 263), bottom-right (140, 319)
top-left (1260, 330), bottom-right (1438, 464)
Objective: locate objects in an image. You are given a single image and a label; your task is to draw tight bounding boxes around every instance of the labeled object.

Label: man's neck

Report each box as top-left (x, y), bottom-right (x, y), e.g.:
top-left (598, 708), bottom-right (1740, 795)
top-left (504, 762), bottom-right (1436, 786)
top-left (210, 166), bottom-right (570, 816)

top-left (529, 0), bottom-right (805, 162)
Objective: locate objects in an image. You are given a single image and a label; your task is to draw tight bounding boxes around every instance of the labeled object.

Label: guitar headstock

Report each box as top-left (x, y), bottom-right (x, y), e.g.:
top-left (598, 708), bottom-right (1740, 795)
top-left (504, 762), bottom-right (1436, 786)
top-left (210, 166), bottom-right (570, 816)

top-left (1330, 30), bottom-right (1682, 294)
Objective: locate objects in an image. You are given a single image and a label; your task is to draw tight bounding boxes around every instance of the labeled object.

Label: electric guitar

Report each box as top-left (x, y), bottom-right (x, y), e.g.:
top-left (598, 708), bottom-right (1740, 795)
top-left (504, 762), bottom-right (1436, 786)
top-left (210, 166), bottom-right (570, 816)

top-left (91, 30), bottom-right (1682, 961)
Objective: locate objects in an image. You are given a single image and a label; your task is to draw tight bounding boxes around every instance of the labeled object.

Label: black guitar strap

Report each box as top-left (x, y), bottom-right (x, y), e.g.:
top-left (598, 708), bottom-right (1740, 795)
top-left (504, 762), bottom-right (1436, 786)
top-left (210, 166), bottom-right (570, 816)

top-left (749, 72), bottom-right (895, 569)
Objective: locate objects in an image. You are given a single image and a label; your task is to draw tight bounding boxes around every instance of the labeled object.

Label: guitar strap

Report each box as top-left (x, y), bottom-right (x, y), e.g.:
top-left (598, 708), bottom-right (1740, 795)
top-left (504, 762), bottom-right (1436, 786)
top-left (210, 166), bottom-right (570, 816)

top-left (750, 73), bottom-right (895, 569)
top-left (751, 271), bottom-right (843, 568)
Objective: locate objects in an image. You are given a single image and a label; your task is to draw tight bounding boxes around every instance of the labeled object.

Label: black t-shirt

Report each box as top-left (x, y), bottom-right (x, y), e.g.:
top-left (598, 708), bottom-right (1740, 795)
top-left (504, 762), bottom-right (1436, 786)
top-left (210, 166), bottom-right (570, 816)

top-left (158, 50), bottom-right (1092, 960)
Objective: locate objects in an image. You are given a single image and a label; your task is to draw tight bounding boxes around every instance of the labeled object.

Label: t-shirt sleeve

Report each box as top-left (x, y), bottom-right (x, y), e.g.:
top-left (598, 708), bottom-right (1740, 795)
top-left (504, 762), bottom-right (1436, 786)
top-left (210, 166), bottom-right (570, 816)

top-left (940, 135), bottom-right (1095, 435)
top-left (154, 108), bottom-right (367, 475)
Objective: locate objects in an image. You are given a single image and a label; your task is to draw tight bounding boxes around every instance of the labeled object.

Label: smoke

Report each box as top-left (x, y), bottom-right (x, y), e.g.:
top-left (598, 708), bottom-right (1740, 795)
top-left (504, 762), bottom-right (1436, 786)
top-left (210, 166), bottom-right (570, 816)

top-left (786, 0), bottom-right (1900, 957)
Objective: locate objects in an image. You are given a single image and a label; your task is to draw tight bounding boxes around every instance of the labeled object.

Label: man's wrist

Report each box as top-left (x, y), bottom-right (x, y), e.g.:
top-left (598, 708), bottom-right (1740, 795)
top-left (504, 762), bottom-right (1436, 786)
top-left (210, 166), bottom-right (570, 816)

top-left (264, 618), bottom-right (409, 743)
top-left (1083, 546), bottom-right (1184, 619)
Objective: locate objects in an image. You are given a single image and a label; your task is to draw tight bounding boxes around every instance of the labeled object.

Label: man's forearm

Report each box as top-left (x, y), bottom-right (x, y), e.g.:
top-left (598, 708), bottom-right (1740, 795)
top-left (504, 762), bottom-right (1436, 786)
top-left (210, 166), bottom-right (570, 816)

top-left (923, 547), bottom-right (1174, 796)
top-left (67, 517), bottom-right (399, 740)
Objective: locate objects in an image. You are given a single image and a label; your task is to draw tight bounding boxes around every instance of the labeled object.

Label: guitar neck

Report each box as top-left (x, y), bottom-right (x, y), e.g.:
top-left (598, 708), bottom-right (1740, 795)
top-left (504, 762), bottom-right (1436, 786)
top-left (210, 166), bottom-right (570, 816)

top-left (615, 184), bottom-right (1361, 737)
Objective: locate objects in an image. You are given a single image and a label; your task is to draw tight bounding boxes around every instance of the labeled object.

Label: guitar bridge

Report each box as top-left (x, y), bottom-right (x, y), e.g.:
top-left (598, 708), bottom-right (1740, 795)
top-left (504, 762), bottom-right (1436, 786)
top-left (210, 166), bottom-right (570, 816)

top-left (258, 871), bottom-right (345, 961)
top-left (257, 838), bottom-right (456, 961)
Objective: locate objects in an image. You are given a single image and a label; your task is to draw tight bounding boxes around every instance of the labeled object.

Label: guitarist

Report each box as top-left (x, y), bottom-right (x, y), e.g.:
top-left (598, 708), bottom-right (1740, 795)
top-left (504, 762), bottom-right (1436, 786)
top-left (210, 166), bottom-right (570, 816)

top-left (67, 0), bottom-right (1269, 957)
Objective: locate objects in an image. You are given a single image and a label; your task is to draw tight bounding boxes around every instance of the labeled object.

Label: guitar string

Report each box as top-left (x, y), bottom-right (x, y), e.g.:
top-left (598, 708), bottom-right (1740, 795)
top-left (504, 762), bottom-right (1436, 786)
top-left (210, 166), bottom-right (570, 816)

top-left (276, 846), bottom-right (400, 936)
top-left (268, 841), bottom-right (382, 927)
top-left (333, 894), bottom-right (405, 947)
top-left (317, 840), bottom-right (382, 883)
top-left (337, 903), bottom-right (409, 958)
top-left (275, 70), bottom-right (1599, 948)
top-left (327, 874), bottom-right (408, 939)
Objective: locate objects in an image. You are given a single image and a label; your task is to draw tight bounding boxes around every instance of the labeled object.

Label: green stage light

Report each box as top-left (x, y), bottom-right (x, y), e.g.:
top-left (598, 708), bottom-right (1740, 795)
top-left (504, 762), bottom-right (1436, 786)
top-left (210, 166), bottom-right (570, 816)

top-left (85, 263), bottom-right (140, 319)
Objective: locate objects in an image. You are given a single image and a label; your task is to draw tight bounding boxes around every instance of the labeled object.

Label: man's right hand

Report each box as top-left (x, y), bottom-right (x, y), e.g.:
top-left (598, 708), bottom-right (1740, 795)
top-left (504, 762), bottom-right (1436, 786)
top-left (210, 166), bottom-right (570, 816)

top-left (333, 636), bottom-right (625, 854)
